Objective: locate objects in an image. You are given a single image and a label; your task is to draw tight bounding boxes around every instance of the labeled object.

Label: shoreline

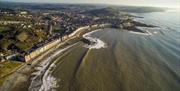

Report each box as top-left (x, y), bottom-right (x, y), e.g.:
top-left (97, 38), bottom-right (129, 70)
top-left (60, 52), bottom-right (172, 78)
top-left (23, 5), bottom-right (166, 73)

top-left (82, 29), bottom-right (108, 49)
top-left (0, 37), bottom-right (80, 91)
top-left (0, 24), bottom-right (111, 91)
top-left (0, 23), bottom-right (154, 90)
top-left (29, 43), bottom-right (79, 91)
top-left (24, 24), bottom-right (111, 62)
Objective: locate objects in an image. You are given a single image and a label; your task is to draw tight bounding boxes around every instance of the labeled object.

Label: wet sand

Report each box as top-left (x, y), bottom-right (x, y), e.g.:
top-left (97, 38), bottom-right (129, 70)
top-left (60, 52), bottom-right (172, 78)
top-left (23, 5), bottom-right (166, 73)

top-left (29, 28), bottom-right (180, 91)
top-left (2, 28), bottom-right (180, 91)
top-left (2, 11), bottom-right (180, 91)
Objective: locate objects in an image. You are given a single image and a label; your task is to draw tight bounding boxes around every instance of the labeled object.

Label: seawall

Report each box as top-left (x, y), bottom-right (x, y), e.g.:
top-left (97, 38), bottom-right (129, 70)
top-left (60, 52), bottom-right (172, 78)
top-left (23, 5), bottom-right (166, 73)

top-left (24, 23), bottom-right (112, 62)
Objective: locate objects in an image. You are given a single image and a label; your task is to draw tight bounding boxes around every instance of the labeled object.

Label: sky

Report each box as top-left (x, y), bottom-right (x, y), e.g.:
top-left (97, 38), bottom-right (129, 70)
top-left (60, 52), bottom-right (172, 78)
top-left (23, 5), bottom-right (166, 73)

top-left (2, 0), bottom-right (180, 8)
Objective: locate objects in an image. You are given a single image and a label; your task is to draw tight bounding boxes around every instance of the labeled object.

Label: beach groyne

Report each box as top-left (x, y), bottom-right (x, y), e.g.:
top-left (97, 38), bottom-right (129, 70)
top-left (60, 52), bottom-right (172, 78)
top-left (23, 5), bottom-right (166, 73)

top-left (24, 23), bottom-right (112, 62)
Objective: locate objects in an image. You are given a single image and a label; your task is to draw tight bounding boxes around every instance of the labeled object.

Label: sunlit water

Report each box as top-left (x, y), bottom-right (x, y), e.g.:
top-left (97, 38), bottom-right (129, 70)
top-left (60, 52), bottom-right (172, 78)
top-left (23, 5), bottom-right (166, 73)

top-left (29, 11), bottom-right (180, 91)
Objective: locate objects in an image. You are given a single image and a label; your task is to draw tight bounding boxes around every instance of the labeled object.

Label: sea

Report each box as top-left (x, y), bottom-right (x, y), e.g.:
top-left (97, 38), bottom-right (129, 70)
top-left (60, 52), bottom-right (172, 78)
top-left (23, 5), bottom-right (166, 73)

top-left (29, 10), bottom-right (180, 91)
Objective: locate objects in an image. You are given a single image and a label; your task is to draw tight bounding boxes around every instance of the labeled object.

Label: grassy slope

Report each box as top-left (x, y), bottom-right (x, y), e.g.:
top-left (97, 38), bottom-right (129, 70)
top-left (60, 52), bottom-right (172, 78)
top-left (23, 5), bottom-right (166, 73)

top-left (0, 61), bottom-right (23, 86)
top-left (0, 25), bottom-right (47, 52)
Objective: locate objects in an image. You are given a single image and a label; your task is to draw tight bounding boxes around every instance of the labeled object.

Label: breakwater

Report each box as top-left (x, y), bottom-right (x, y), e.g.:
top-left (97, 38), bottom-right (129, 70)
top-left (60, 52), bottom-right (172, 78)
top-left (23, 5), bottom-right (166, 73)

top-left (24, 23), bottom-right (112, 62)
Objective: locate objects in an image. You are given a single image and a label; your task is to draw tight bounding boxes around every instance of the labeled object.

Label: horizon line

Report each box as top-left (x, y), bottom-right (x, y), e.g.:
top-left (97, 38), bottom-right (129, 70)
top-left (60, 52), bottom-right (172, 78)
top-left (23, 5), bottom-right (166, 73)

top-left (0, 0), bottom-right (179, 9)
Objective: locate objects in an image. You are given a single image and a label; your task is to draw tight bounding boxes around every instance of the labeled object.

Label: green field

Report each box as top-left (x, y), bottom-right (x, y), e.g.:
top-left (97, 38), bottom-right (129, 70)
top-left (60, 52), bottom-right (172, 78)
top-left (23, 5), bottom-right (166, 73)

top-left (0, 26), bottom-right (11, 33)
top-left (0, 61), bottom-right (23, 86)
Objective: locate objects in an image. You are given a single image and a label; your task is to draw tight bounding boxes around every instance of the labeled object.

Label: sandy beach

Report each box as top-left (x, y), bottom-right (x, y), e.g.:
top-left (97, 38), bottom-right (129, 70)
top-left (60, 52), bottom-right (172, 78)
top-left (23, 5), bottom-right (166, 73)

top-left (0, 25), bottom-right (108, 91)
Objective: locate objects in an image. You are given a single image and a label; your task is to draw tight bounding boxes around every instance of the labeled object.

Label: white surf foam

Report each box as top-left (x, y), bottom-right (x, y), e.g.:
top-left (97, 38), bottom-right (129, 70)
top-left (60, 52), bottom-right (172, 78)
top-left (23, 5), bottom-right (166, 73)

top-left (153, 31), bottom-right (158, 34)
top-left (29, 43), bottom-right (77, 91)
top-left (130, 30), bottom-right (152, 35)
top-left (83, 29), bottom-right (107, 49)
top-left (39, 63), bottom-right (60, 91)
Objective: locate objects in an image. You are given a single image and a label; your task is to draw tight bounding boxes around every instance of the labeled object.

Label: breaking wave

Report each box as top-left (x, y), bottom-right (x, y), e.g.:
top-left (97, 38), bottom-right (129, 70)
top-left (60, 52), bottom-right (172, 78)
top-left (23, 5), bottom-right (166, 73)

top-left (129, 29), bottom-right (153, 35)
top-left (28, 43), bottom-right (77, 91)
top-left (82, 29), bottom-right (107, 49)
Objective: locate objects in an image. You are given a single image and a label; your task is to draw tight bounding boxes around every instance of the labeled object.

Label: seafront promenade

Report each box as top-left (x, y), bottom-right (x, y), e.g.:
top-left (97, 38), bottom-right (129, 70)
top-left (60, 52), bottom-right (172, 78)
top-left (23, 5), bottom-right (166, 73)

top-left (24, 23), bottom-right (112, 62)
top-left (0, 23), bottom-right (112, 91)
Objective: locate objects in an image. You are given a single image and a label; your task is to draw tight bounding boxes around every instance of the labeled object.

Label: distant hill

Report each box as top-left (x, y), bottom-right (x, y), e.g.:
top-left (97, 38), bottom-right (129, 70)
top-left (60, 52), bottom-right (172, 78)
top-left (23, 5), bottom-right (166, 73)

top-left (82, 7), bottom-right (120, 16)
top-left (0, 1), bottom-right (166, 13)
top-left (0, 1), bottom-right (105, 12)
top-left (112, 6), bottom-right (166, 13)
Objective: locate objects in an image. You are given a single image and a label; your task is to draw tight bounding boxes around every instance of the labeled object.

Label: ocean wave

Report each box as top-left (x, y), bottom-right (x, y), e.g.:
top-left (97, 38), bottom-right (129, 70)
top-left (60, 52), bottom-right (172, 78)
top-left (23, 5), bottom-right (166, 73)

top-left (130, 31), bottom-right (152, 35)
top-left (129, 30), bottom-right (153, 35)
top-left (39, 63), bottom-right (60, 91)
top-left (82, 30), bottom-right (107, 49)
top-left (28, 43), bottom-right (77, 91)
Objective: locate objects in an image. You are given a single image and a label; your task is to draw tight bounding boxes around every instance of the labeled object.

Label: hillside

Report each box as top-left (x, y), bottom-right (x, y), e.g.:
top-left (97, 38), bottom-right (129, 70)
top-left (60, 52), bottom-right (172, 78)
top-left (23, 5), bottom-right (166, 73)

top-left (82, 7), bottom-right (120, 16)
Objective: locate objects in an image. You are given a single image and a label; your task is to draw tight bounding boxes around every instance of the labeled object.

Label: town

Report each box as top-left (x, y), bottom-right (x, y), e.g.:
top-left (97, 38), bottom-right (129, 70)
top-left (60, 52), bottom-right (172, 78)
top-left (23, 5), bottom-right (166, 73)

top-left (0, 3), bottom-right (156, 63)
top-left (1, 1), bottom-right (178, 91)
